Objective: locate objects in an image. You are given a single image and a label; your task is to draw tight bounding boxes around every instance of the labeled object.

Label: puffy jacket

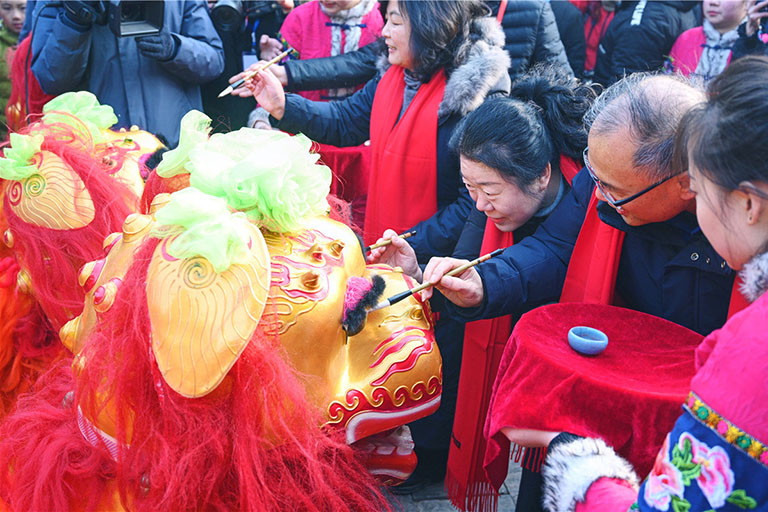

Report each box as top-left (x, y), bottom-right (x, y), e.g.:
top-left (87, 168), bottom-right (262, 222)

top-left (446, 169), bottom-right (735, 337)
top-left (28, 0), bottom-right (225, 146)
top-left (593, 0), bottom-right (699, 86)
top-left (273, 18), bottom-right (511, 260)
top-left (541, 251), bottom-right (768, 511)
top-left (550, 0), bottom-right (586, 78)
top-left (284, 0), bottom-right (572, 93)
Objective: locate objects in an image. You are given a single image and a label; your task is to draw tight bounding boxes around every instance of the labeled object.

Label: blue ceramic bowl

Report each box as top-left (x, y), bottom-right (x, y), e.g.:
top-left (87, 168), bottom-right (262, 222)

top-left (568, 326), bottom-right (608, 356)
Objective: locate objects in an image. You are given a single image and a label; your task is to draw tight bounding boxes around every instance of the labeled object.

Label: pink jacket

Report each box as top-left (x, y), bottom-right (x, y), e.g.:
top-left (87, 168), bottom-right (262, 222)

top-left (668, 26), bottom-right (733, 77)
top-left (279, 1), bottom-right (383, 102)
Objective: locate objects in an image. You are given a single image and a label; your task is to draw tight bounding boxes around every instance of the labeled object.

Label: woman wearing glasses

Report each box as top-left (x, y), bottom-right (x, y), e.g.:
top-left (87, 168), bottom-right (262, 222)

top-left (534, 54), bottom-right (768, 512)
top-left (367, 65), bottom-right (593, 502)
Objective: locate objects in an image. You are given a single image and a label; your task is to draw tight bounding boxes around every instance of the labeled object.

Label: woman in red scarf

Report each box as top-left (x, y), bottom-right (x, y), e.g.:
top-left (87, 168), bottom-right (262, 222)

top-left (235, 0), bottom-right (511, 254)
top-left (368, 66), bottom-right (595, 507)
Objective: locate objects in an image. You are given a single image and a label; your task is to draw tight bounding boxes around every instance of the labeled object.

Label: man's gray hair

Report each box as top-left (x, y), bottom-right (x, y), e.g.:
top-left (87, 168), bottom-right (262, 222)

top-left (584, 73), bottom-right (704, 180)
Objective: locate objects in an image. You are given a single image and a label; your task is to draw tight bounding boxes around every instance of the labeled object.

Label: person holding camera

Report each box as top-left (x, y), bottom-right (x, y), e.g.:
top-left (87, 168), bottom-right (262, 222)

top-left (731, 0), bottom-right (768, 58)
top-left (26, 0), bottom-right (225, 147)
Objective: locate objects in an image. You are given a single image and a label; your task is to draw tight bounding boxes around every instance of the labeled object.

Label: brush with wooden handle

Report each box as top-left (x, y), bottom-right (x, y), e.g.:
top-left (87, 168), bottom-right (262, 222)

top-left (218, 48), bottom-right (292, 98)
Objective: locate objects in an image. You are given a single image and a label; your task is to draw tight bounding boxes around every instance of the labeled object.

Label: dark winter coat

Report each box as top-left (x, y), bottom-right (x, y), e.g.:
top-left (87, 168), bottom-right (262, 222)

top-left (593, 0), bottom-right (699, 86)
top-left (550, 0), bottom-right (587, 78)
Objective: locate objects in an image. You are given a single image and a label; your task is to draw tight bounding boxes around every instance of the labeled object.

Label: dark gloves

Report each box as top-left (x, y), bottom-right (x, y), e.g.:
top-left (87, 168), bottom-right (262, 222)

top-left (136, 31), bottom-right (180, 62)
top-left (62, 0), bottom-right (106, 30)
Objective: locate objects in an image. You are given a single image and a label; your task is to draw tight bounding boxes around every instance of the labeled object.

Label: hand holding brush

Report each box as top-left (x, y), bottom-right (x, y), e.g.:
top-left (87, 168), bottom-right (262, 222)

top-left (342, 249), bottom-right (504, 336)
top-left (365, 229), bottom-right (420, 281)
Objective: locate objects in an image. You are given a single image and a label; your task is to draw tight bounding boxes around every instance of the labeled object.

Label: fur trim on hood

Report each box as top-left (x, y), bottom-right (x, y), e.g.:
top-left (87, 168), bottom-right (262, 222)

top-left (376, 16), bottom-right (510, 118)
top-left (541, 437), bottom-right (639, 512)
top-left (739, 250), bottom-right (768, 303)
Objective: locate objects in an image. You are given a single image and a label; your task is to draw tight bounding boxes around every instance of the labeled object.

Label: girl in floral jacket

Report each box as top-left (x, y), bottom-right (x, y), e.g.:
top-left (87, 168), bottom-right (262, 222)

top-left (538, 55), bottom-right (768, 511)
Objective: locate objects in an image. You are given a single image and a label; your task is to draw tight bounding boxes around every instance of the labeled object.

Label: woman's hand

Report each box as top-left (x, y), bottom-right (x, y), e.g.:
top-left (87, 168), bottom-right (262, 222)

top-left (230, 62), bottom-right (287, 120)
top-left (421, 257), bottom-right (484, 308)
top-left (746, 0), bottom-right (768, 36)
top-left (367, 229), bottom-right (422, 281)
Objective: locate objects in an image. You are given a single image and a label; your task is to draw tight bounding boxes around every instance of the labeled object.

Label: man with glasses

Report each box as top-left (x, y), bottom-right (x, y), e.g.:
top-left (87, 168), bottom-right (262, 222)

top-left (424, 73), bottom-right (735, 338)
top-left (423, 70), bottom-right (739, 512)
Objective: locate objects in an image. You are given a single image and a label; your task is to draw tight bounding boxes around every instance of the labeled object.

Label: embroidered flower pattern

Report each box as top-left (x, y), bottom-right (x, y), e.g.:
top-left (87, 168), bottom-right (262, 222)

top-left (678, 432), bottom-right (734, 507)
top-left (643, 428), bottom-right (758, 511)
top-left (644, 436), bottom-right (684, 510)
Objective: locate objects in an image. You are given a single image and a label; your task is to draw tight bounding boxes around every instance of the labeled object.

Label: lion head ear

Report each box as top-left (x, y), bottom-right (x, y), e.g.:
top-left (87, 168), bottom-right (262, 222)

top-left (146, 222), bottom-right (271, 398)
top-left (6, 150), bottom-right (95, 230)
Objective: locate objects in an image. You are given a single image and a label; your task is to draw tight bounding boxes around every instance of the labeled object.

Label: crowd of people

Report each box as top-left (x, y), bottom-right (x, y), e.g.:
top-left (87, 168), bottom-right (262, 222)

top-left (0, 0), bottom-right (766, 511)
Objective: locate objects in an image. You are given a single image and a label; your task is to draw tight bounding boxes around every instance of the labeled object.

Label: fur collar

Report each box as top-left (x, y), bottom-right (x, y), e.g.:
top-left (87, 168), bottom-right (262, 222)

top-left (376, 17), bottom-right (510, 118)
top-left (739, 251), bottom-right (768, 303)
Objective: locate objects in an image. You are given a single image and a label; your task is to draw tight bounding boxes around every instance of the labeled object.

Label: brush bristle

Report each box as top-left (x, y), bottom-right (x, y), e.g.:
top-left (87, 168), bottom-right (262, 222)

top-left (342, 275), bottom-right (386, 336)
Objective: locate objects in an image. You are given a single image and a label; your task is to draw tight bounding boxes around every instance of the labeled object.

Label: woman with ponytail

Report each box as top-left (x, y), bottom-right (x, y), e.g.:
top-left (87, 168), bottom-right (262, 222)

top-left (368, 65), bottom-right (595, 505)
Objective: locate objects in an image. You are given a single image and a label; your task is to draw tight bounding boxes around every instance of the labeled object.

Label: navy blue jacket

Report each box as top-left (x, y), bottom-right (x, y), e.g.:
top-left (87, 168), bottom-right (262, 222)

top-left (445, 169), bottom-right (735, 336)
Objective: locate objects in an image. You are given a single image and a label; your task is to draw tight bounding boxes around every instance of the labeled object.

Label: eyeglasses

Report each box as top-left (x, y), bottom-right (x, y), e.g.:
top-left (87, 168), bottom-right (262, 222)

top-left (583, 147), bottom-right (681, 208)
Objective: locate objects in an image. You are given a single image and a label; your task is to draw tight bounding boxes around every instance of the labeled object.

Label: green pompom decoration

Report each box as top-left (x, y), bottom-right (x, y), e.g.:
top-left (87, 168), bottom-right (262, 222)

top-left (153, 188), bottom-right (252, 273)
top-left (156, 110), bottom-right (212, 178)
top-left (42, 91), bottom-right (118, 144)
top-left (184, 128), bottom-right (331, 232)
top-left (0, 133), bottom-right (44, 181)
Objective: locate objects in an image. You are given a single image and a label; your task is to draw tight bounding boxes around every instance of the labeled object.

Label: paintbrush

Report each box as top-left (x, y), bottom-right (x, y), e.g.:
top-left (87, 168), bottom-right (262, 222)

top-left (218, 48), bottom-right (292, 98)
top-left (364, 230), bottom-right (416, 253)
top-left (368, 248), bottom-right (504, 313)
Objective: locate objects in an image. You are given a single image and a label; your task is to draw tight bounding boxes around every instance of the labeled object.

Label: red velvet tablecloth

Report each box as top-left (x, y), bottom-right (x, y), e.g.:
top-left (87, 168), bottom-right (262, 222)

top-left (483, 303), bottom-right (704, 489)
top-left (314, 142), bottom-right (371, 229)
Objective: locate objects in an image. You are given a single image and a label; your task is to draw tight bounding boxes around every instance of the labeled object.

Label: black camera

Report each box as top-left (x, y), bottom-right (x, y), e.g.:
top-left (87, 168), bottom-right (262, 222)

top-left (211, 0), bottom-right (281, 32)
top-left (107, 0), bottom-right (165, 37)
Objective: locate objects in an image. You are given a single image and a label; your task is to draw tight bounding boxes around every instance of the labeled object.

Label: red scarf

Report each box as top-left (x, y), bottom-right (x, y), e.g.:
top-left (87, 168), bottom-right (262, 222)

top-left (446, 157), bottom-right (579, 512)
top-left (364, 67), bottom-right (446, 245)
top-left (446, 222), bottom-right (514, 512)
top-left (561, 191), bottom-right (748, 315)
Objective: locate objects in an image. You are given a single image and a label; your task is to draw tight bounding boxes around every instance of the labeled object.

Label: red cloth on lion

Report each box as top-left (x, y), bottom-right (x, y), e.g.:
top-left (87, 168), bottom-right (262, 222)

top-left (483, 302), bottom-right (703, 489)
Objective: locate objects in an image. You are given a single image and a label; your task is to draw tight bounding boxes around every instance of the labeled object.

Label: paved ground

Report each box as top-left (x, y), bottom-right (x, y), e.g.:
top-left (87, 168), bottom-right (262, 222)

top-left (385, 463), bottom-right (522, 511)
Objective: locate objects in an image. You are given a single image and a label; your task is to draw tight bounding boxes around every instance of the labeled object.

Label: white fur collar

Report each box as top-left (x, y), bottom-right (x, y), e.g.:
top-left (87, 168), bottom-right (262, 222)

top-left (739, 251), bottom-right (768, 303)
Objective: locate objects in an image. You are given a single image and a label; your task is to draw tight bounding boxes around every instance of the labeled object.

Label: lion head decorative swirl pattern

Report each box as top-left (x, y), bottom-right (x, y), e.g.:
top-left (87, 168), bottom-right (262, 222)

top-left (9, 151), bottom-right (95, 230)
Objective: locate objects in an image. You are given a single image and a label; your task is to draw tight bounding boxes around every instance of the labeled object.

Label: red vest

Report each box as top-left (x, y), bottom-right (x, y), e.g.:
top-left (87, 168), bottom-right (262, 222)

top-left (365, 67), bottom-right (445, 245)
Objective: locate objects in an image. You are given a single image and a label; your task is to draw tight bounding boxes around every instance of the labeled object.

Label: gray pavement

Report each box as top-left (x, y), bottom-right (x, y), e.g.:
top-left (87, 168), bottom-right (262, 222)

top-left (385, 462), bottom-right (522, 511)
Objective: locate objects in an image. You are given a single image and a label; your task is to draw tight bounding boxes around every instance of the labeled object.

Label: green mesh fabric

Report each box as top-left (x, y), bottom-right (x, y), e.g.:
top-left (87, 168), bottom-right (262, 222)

top-left (185, 127), bottom-right (331, 233)
top-left (156, 110), bottom-right (212, 178)
top-left (0, 132), bottom-right (44, 180)
top-left (42, 91), bottom-right (118, 144)
top-left (152, 188), bottom-right (252, 273)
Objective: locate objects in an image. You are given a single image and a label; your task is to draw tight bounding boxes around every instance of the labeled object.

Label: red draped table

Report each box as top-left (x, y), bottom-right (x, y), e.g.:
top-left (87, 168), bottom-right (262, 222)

top-left (314, 142), bottom-right (371, 229)
top-left (483, 303), bottom-right (704, 488)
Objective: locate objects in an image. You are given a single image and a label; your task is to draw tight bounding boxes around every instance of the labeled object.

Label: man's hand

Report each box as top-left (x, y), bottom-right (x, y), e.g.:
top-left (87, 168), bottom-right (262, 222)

top-left (367, 229), bottom-right (422, 281)
top-left (259, 35), bottom-right (285, 61)
top-left (421, 257), bottom-right (484, 308)
top-left (136, 31), bottom-right (180, 62)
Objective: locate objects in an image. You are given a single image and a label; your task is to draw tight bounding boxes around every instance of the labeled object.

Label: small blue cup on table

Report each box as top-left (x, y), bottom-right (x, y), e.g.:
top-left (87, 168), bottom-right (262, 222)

top-left (568, 326), bottom-right (608, 355)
